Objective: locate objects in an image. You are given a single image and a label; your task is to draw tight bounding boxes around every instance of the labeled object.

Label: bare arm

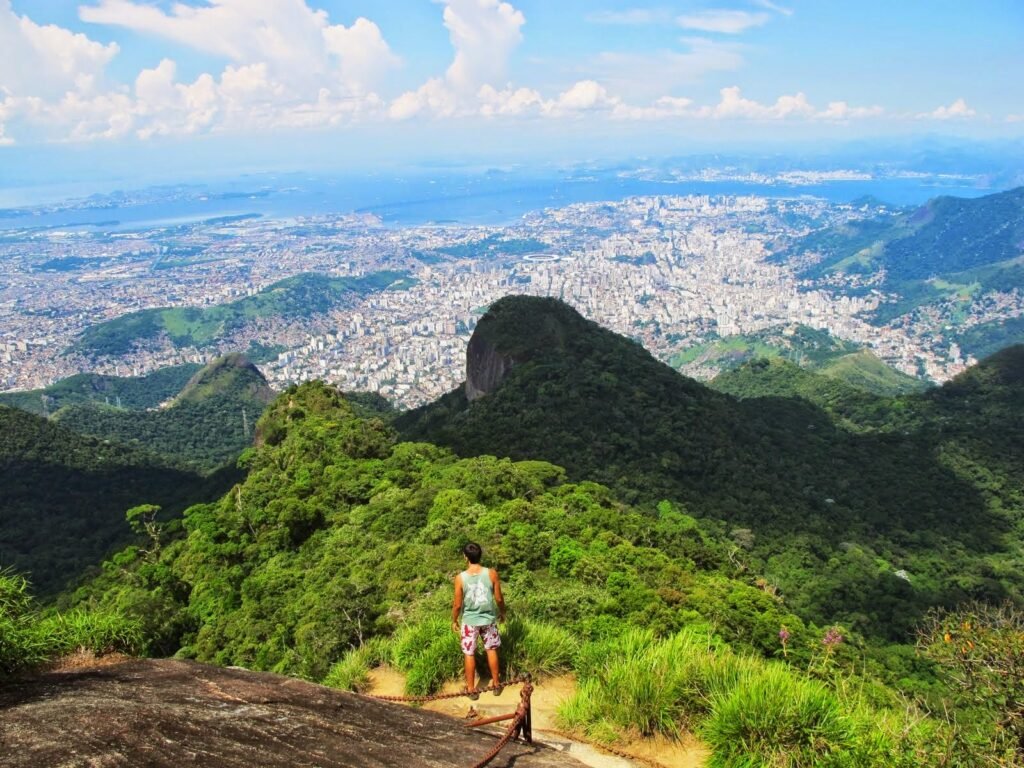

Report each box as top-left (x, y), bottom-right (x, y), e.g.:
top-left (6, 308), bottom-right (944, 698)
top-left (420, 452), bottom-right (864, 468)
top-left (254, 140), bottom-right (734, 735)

top-left (490, 568), bottom-right (506, 623)
top-left (451, 574), bottom-right (463, 633)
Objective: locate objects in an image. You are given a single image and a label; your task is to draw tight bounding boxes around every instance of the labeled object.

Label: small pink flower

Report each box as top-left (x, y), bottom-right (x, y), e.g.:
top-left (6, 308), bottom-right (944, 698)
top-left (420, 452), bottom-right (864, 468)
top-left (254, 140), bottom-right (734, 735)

top-left (822, 627), bottom-right (843, 648)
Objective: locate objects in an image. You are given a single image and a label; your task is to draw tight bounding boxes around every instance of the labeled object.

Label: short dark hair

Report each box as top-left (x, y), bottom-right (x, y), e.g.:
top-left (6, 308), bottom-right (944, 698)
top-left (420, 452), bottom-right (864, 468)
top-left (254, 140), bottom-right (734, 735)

top-left (463, 542), bottom-right (482, 564)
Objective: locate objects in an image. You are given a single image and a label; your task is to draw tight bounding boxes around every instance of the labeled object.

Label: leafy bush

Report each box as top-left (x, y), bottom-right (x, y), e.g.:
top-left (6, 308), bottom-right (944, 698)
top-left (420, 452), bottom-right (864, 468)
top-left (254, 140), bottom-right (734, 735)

top-left (918, 602), bottom-right (1024, 765)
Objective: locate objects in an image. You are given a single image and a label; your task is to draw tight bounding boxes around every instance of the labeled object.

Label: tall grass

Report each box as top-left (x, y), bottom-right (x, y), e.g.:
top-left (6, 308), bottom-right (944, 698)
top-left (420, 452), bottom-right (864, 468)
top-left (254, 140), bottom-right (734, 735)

top-left (385, 615), bottom-right (581, 695)
top-left (498, 617), bottom-right (578, 678)
top-left (323, 636), bottom-right (390, 692)
top-left (558, 628), bottom-right (943, 766)
top-left (391, 616), bottom-right (463, 695)
top-left (559, 627), bottom-right (725, 740)
top-left (1, 570), bottom-right (140, 676)
top-left (702, 666), bottom-right (856, 767)
top-left (39, 610), bottom-right (144, 656)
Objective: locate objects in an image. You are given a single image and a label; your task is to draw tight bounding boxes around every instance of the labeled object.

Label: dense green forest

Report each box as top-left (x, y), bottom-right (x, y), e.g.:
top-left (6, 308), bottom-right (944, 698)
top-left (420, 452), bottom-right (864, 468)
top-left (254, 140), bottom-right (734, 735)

top-left (71, 270), bottom-right (411, 356)
top-left (0, 364), bottom-right (201, 415)
top-left (0, 405), bottom-right (238, 596)
top-left (5, 294), bottom-right (1022, 764)
top-left (397, 297), bottom-right (1024, 642)
top-left (57, 379), bottom-right (1021, 764)
top-left (53, 354), bottom-right (276, 471)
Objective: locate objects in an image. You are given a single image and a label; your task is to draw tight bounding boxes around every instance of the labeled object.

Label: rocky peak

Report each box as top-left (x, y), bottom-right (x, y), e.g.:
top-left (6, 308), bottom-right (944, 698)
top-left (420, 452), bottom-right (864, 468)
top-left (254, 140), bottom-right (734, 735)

top-left (465, 331), bottom-right (516, 401)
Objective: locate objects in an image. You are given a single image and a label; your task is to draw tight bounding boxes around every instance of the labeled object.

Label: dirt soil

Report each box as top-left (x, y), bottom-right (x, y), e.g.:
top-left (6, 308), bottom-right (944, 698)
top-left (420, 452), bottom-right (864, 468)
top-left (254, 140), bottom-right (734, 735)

top-left (366, 669), bottom-right (710, 768)
top-left (0, 657), bottom-right (584, 768)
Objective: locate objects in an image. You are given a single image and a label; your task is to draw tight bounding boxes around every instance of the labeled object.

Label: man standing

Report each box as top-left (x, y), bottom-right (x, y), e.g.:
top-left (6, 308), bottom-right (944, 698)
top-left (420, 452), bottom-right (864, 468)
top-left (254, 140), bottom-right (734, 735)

top-left (451, 542), bottom-right (506, 699)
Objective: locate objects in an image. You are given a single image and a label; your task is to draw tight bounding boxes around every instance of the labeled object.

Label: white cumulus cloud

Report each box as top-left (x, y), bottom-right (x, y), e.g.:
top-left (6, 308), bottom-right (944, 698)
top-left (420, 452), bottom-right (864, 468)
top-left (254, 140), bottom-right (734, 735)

top-left (698, 85), bottom-right (812, 119)
top-left (443, 0), bottom-right (525, 94)
top-left (676, 10), bottom-right (770, 34)
top-left (0, 0), bottom-right (118, 99)
top-left (818, 101), bottom-right (884, 121)
top-left (390, 0), bottom-right (526, 119)
top-left (79, 0), bottom-right (399, 96)
top-left (920, 98), bottom-right (976, 120)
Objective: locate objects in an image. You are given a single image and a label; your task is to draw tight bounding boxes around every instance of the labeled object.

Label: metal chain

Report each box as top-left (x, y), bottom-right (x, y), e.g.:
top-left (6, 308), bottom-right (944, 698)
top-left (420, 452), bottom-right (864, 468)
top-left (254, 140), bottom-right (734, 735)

top-left (362, 675), bottom-right (530, 704)
top-left (469, 681), bottom-right (533, 768)
top-left (361, 677), bottom-right (534, 768)
top-left (364, 675), bottom-right (671, 768)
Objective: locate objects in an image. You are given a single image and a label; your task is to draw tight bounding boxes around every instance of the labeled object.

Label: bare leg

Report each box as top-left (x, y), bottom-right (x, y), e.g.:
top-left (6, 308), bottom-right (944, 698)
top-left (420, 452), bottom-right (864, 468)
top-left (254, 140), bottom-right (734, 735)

top-left (464, 654), bottom-right (477, 692)
top-left (486, 649), bottom-right (500, 687)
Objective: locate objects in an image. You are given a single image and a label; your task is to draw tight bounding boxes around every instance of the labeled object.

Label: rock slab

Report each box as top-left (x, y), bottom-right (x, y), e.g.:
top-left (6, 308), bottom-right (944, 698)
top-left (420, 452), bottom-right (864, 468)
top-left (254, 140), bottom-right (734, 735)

top-left (0, 659), bottom-right (582, 768)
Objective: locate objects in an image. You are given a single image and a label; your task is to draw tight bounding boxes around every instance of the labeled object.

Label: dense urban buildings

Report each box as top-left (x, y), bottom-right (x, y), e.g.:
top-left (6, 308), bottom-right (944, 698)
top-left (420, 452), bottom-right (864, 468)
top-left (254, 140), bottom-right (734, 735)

top-left (2, 194), bottom-right (1008, 407)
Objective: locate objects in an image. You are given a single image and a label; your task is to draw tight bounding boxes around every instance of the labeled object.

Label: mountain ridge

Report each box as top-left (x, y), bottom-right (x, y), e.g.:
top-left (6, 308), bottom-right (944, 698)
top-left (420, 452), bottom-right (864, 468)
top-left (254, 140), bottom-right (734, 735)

top-left (396, 295), bottom-right (1023, 638)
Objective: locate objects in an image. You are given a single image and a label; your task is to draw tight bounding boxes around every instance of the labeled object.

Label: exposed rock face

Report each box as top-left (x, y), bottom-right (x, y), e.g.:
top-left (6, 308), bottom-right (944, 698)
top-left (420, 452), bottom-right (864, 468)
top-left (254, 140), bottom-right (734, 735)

top-left (0, 659), bottom-right (581, 768)
top-left (464, 296), bottom-right (581, 401)
top-left (466, 332), bottom-right (515, 402)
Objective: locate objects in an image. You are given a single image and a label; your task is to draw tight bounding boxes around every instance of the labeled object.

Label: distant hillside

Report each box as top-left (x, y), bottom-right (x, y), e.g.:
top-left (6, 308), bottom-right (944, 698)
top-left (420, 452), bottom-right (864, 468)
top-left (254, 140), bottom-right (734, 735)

top-left (53, 354), bottom-right (275, 471)
top-left (397, 296), bottom-right (1024, 639)
top-left (71, 271), bottom-right (412, 357)
top-left (786, 186), bottom-right (1024, 283)
top-left (777, 187), bottom-right (1024, 355)
top-left (672, 325), bottom-right (926, 396)
top-left (0, 405), bottom-right (234, 596)
top-left (0, 364), bottom-right (201, 416)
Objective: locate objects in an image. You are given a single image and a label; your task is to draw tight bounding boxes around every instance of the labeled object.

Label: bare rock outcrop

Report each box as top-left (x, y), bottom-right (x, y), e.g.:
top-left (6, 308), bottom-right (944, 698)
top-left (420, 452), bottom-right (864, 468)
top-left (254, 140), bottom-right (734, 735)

top-left (0, 659), bottom-right (581, 768)
top-left (465, 332), bottom-right (515, 402)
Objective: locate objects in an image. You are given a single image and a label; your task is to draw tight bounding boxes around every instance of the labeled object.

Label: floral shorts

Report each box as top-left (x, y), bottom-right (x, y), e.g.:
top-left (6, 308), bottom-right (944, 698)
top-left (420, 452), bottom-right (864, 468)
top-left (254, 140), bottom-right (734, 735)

top-left (461, 623), bottom-right (501, 656)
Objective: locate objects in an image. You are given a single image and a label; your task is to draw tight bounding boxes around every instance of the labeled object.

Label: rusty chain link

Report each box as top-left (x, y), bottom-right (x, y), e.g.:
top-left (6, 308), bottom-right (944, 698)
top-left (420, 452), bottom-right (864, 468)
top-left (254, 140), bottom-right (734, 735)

top-left (468, 680), bottom-right (533, 768)
top-left (361, 674), bottom-right (530, 704)
top-left (363, 676), bottom-right (667, 767)
top-left (361, 676), bottom-right (534, 768)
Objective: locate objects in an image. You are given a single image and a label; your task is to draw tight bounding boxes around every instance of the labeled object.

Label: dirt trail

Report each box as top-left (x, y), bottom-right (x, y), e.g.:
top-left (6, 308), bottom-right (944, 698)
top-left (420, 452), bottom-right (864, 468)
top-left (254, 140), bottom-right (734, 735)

top-left (366, 668), bottom-right (710, 768)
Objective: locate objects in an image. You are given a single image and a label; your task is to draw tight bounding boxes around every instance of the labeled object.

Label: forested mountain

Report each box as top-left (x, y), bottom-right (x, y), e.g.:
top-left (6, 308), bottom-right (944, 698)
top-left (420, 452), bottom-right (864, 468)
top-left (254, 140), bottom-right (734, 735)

top-left (0, 405), bottom-right (236, 596)
top-left (71, 271), bottom-right (412, 357)
top-left (0, 364), bottom-right (201, 415)
top-left (64, 378), bottom-right (1020, 765)
top-left (783, 186), bottom-right (1024, 282)
top-left (50, 354), bottom-right (275, 472)
top-left (672, 324), bottom-right (927, 395)
top-left (776, 186), bottom-right (1024, 354)
top-left (397, 296), bottom-right (1024, 639)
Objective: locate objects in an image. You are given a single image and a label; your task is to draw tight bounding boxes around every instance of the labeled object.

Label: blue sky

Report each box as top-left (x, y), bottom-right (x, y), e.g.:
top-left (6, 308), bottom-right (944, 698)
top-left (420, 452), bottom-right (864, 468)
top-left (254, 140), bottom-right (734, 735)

top-left (1, 0), bottom-right (1022, 180)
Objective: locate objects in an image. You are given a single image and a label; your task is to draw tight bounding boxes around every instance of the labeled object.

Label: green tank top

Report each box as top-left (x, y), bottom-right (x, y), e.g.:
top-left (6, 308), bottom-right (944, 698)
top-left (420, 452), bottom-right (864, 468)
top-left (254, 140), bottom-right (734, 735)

top-left (460, 568), bottom-right (498, 627)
